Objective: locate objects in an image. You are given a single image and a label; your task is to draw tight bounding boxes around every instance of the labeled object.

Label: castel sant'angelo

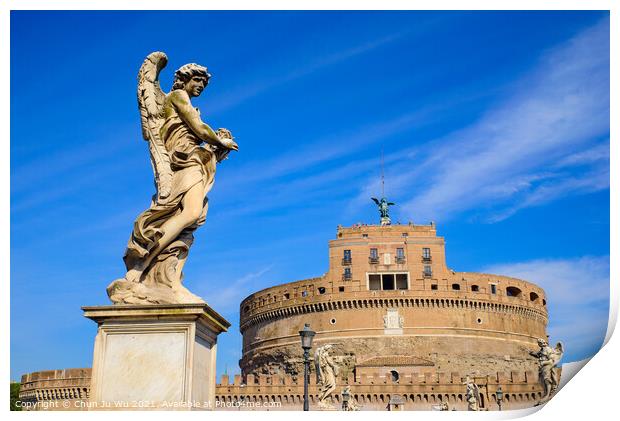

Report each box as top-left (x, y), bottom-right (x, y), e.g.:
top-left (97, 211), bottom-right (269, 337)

top-left (19, 202), bottom-right (556, 411)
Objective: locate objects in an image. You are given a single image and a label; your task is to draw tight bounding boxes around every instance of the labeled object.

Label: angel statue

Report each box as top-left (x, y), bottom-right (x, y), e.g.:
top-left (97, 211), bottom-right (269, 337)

top-left (371, 197), bottom-right (395, 226)
top-left (107, 51), bottom-right (238, 305)
top-left (529, 338), bottom-right (564, 401)
top-left (315, 344), bottom-right (339, 409)
top-left (464, 375), bottom-right (482, 411)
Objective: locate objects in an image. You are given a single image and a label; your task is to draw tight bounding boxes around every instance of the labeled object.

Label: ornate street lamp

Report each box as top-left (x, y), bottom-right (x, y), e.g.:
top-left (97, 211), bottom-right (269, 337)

top-left (299, 323), bottom-right (315, 411)
top-left (496, 387), bottom-right (503, 411)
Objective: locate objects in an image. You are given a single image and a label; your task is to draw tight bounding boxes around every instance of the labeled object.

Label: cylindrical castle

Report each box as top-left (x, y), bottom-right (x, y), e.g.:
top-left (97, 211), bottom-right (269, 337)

top-left (239, 223), bottom-right (548, 380)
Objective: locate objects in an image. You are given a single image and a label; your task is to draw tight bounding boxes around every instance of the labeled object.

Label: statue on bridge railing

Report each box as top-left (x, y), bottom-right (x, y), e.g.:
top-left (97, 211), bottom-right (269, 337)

top-left (529, 338), bottom-right (564, 402)
top-left (315, 344), bottom-right (339, 409)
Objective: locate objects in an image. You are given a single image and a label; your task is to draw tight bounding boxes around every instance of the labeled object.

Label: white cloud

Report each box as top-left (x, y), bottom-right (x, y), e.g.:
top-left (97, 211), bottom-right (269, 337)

top-left (375, 18), bottom-right (611, 223)
top-left (481, 256), bottom-right (610, 361)
top-left (199, 266), bottom-right (274, 311)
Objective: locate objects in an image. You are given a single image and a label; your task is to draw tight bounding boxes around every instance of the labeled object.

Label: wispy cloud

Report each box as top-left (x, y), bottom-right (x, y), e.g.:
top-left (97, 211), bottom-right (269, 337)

top-left (207, 29), bottom-right (411, 114)
top-left (348, 18), bottom-right (611, 223)
top-left (199, 266), bottom-right (274, 311)
top-left (482, 256), bottom-right (609, 362)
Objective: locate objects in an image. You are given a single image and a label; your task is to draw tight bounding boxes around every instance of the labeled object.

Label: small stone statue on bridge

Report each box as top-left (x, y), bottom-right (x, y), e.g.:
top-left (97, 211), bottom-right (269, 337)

top-left (464, 375), bottom-right (482, 411)
top-left (315, 344), bottom-right (339, 409)
top-left (529, 338), bottom-right (564, 402)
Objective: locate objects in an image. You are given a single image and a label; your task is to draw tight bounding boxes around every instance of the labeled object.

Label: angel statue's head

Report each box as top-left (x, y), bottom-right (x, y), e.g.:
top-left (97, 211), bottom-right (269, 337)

top-left (537, 338), bottom-right (548, 348)
top-left (173, 63), bottom-right (212, 97)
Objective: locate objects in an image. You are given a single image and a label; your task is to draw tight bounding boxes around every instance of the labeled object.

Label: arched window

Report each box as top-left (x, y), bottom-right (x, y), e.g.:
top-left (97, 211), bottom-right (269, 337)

top-left (506, 286), bottom-right (522, 298)
top-left (451, 283), bottom-right (461, 291)
top-left (530, 292), bottom-right (539, 302)
top-left (471, 285), bottom-right (479, 292)
top-left (390, 370), bottom-right (400, 383)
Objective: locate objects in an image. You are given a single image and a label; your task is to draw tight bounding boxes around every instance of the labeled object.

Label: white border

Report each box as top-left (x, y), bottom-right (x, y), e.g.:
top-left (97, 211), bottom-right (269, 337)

top-left (3, 1), bottom-right (616, 421)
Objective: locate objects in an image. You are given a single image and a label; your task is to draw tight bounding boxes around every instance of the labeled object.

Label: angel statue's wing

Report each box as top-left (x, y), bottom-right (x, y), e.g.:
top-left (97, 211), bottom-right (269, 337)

top-left (387, 202), bottom-right (395, 206)
top-left (137, 51), bottom-right (172, 202)
top-left (371, 197), bottom-right (380, 206)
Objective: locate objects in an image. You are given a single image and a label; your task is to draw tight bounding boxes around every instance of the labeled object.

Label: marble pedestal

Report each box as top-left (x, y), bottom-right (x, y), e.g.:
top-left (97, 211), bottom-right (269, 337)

top-left (82, 304), bottom-right (230, 411)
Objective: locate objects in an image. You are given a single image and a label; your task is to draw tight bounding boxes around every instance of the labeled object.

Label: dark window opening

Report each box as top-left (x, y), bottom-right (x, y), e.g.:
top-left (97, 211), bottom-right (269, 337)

top-left (396, 274), bottom-right (408, 290)
top-left (318, 287), bottom-right (326, 295)
top-left (451, 283), bottom-right (461, 291)
top-left (362, 233), bottom-right (368, 238)
top-left (490, 284), bottom-right (497, 294)
top-left (542, 299), bottom-right (547, 306)
top-left (243, 305), bottom-right (250, 313)
top-left (369, 274), bottom-right (381, 290)
top-left (382, 274), bottom-right (395, 290)
top-left (283, 293), bottom-right (290, 300)
top-left (506, 286), bottom-right (522, 298)
top-left (343, 267), bottom-right (352, 280)
top-left (301, 290), bottom-right (308, 297)
top-left (368, 273), bottom-right (408, 291)
top-left (471, 285), bottom-right (479, 292)
top-left (338, 286), bottom-right (345, 292)
top-left (390, 370), bottom-right (400, 383)
top-left (431, 284), bottom-right (438, 290)
top-left (530, 292), bottom-right (539, 302)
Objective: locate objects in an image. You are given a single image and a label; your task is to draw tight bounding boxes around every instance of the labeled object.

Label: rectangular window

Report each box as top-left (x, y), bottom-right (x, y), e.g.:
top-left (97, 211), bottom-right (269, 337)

top-left (431, 284), bottom-right (438, 290)
top-left (370, 248), bottom-right (378, 259)
top-left (343, 267), bottom-right (352, 280)
top-left (423, 265), bottom-right (432, 277)
top-left (423, 248), bottom-right (431, 260)
top-left (490, 284), bottom-right (497, 294)
top-left (397, 248), bottom-right (405, 258)
top-left (368, 273), bottom-right (409, 291)
top-left (339, 286), bottom-right (345, 292)
top-left (344, 249), bottom-right (351, 260)
top-left (382, 274), bottom-right (395, 290)
top-left (369, 274), bottom-right (381, 290)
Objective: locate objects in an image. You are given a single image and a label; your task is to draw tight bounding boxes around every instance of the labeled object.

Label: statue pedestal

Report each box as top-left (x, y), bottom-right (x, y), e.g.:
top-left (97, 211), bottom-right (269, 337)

top-left (82, 304), bottom-right (230, 411)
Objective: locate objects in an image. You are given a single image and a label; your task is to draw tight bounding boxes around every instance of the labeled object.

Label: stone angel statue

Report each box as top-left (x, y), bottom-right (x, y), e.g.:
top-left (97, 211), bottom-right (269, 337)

top-left (529, 338), bottom-right (564, 401)
top-left (107, 51), bottom-right (238, 305)
top-left (464, 375), bottom-right (482, 411)
top-left (314, 344), bottom-right (339, 409)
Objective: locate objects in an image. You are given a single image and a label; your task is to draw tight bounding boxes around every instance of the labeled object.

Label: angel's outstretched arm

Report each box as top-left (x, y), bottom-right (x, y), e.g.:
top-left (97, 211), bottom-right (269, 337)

top-left (170, 90), bottom-right (223, 147)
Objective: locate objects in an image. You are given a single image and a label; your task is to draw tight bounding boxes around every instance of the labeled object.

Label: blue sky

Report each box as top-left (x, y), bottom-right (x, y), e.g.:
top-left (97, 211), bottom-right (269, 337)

top-left (10, 11), bottom-right (609, 381)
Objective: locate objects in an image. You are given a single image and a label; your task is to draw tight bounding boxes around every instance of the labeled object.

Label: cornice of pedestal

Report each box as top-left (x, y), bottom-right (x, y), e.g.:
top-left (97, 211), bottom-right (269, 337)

top-left (81, 303), bottom-right (231, 334)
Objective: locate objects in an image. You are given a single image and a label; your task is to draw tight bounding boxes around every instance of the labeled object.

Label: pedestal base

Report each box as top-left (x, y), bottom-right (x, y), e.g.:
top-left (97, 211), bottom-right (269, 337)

top-left (82, 304), bottom-right (230, 410)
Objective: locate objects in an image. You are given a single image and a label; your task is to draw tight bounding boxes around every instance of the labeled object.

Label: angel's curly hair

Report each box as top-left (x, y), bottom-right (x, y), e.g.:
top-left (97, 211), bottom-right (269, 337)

top-left (172, 63), bottom-right (211, 90)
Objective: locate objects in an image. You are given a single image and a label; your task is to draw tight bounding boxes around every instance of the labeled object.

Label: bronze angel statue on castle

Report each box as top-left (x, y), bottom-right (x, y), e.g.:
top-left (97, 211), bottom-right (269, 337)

top-left (107, 51), bottom-right (238, 305)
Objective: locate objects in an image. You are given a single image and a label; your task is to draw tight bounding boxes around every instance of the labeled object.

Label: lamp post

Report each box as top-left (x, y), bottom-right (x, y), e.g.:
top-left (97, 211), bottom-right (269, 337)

top-left (299, 323), bottom-right (315, 411)
top-left (342, 387), bottom-right (350, 411)
top-left (496, 387), bottom-right (503, 411)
